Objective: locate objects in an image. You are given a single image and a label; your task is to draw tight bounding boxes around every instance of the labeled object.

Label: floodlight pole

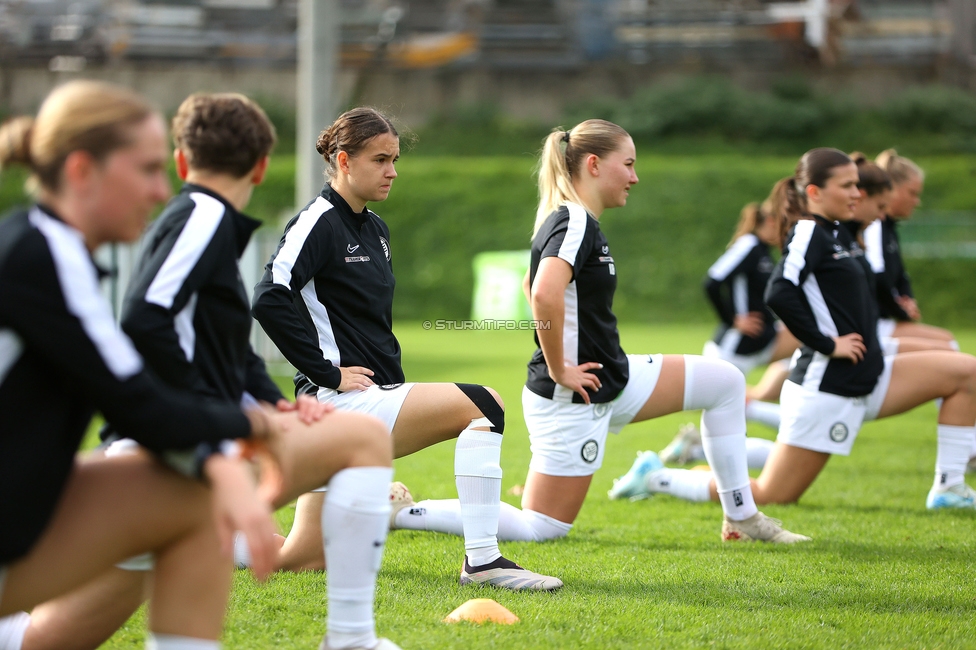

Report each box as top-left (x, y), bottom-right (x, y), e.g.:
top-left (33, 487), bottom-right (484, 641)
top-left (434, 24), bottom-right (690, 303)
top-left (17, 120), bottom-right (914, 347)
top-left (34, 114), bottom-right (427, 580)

top-left (297, 0), bottom-right (340, 207)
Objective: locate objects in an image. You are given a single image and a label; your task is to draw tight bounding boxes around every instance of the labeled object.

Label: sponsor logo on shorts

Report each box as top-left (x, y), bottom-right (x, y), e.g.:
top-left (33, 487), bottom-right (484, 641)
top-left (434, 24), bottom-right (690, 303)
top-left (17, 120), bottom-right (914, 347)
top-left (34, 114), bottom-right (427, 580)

top-left (379, 236), bottom-right (391, 261)
top-left (581, 439), bottom-right (599, 463)
top-left (829, 422), bottom-right (849, 443)
top-left (346, 244), bottom-right (360, 253)
top-left (593, 403), bottom-right (610, 419)
top-left (379, 383), bottom-right (403, 391)
top-left (345, 255), bottom-right (371, 263)
top-left (647, 355), bottom-right (654, 363)
top-left (602, 245), bottom-right (609, 254)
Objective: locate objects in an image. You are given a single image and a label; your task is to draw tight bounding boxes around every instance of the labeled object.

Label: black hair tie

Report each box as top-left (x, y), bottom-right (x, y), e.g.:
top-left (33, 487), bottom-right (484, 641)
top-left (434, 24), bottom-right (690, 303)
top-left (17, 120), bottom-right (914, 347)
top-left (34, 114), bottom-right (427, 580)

top-left (562, 131), bottom-right (570, 143)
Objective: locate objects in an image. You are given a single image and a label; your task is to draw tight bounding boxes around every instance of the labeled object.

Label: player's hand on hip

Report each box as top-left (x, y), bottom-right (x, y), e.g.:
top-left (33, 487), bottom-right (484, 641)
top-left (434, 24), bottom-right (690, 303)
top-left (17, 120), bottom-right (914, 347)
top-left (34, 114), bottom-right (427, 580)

top-left (550, 361), bottom-right (603, 404)
top-left (338, 366), bottom-right (375, 392)
top-left (831, 333), bottom-right (866, 363)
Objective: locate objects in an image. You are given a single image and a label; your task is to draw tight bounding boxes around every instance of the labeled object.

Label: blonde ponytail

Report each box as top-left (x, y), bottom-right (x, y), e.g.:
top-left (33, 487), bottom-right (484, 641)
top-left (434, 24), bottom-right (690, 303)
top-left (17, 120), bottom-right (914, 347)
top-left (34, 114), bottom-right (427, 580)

top-left (0, 116), bottom-right (35, 172)
top-left (533, 119), bottom-right (630, 237)
top-left (728, 202), bottom-right (762, 248)
top-left (875, 148), bottom-right (924, 185)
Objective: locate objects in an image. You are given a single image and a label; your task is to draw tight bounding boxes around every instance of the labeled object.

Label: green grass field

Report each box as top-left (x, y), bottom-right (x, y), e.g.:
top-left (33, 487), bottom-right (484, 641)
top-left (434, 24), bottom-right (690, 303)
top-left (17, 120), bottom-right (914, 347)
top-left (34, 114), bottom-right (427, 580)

top-left (97, 323), bottom-right (976, 649)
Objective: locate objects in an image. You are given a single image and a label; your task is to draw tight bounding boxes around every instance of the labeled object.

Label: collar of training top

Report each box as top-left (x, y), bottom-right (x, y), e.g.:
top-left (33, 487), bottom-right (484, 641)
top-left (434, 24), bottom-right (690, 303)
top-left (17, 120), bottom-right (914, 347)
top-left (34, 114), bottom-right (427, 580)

top-left (322, 184), bottom-right (371, 226)
top-left (811, 214), bottom-right (839, 228)
top-left (179, 183), bottom-right (261, 256)
top-left (33, 203), bottom-right (111, 279)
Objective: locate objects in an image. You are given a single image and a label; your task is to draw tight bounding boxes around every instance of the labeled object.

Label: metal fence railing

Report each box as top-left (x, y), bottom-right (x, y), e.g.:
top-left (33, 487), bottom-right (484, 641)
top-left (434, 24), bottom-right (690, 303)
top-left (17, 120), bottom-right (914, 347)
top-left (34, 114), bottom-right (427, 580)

top-left (898, 212), bottom-right (976, 259)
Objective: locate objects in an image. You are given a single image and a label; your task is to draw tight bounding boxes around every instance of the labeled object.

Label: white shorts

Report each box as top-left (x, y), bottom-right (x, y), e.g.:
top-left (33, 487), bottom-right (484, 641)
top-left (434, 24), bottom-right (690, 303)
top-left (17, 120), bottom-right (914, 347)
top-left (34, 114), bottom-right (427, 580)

top-left (877, 318), bottom-right (899, 356)
top-left (702, 334), bottom-right (777, 376)
top-left (316, 382), bottom-right (415, 432)
top-left (877, 318), bottom-right (897, 340)
top-left (777, 356), bottom-right (894, 456)
top-left (308, 382), bottom-right (416, 492)
top-left (524, 354), bottom-right (665, 477)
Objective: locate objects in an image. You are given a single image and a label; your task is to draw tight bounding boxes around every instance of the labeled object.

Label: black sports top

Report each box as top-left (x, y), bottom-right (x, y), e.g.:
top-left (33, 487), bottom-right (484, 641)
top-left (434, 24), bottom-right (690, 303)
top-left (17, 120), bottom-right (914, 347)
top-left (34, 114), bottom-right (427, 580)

top-left (703, 234), bottom-right (778, 355)
top-left (765, 216), bottom-right (883, 397)
top-left (253, 184), bottom-right (404, 396)
top-left (525, 203), bottom-right (629, 404)
top-left (120, 183), bottom-right (283, 406)
top-left (0, 206), bottom-right (249, 564)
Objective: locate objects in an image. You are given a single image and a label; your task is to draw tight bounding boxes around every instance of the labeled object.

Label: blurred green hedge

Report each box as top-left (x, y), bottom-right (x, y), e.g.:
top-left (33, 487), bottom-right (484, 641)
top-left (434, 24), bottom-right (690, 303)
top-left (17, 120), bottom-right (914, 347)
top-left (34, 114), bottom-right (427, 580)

top-left (3, 152), bottom-right (975, 326)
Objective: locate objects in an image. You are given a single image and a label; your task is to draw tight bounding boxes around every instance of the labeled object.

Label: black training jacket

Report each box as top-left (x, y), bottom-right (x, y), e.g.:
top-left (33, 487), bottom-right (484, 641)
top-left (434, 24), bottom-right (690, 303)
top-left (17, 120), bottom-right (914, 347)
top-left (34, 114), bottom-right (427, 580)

top-left (0, 206), bottom-right (250, 564)
top-left (765, 216), bottom-right (883, 397)
top-left (863, 216), bottom-right (913, 321)
top-left (525, 203), bottom-right (629, 404)
top-left (252, 184), bottom-right (403, 394)
top-left (703, 234), bottom-right (778, 355)
top-left (119, 184), bottom-right (283, 408)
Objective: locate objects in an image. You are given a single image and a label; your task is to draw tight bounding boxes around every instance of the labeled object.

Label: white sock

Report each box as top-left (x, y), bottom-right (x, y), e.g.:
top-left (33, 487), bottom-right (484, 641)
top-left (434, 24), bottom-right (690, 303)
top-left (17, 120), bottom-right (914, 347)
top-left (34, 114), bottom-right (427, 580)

top-left (0, 613), bottom-right (30, 650)
top-left (745, 400), bottom-right (781, 429)
top-left (322, 466), bottom-right (393, 650)
top-left (670, 438), bottom-right (771, 471)
top-left (646, 467), bottom-right (713, 501)
top-left (454, 424), bottom-right (503, 566)
top-left (934, 425), bottom-right (975, 490)
top-left (146, 634), bottom-right (219, 650)
top-left (394, 499), bottom-right (568, 542)
top-left (745, 437), bottom-right (775, 470)
top-left (232, 531), bottom-right (251, 568)
top-left (683, 355), bottom-right (758, 521)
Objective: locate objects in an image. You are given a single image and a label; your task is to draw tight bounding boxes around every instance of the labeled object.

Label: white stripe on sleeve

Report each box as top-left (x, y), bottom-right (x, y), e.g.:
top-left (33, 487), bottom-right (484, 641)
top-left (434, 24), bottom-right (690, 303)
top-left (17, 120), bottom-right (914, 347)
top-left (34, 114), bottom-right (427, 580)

top-left (863, 220), bottom-right (885, 274)
top-left (801, 273), bottom-right (839, 338)
top-left (272, 196), bottom-right (333, 287)
top-left (0, 328), bottom-right (24, 388)
top-left (173, 292), bottom-right (199, 361)
top-left (557, 203), bottom-right (589, 268)
top-left (301, 280), bottom-right (340, 367)
top-left (552, 280), bottom-right (580, 403)
top-left (707, 234), bottom-right (758, 281)
top-left (783, 220), bottom-right (816, 286)
top-left (145, 192), bottom-right (225, 309)
top-left (29, 208), bottom-right (143, 380)
top-left (732, 274), bottom-right (748, 315)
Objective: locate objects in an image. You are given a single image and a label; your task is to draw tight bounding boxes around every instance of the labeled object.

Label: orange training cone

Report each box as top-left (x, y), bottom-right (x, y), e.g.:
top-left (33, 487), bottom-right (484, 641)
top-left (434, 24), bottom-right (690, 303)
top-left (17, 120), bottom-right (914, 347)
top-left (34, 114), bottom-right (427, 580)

top-left (443, 598), bottom-right (519, 624)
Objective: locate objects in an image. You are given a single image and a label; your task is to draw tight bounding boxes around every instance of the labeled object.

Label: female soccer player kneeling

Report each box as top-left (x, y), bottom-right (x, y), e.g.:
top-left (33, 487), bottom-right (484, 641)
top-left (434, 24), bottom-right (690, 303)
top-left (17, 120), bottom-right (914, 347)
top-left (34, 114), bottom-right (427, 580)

top-left (0, 81), bottom-right (282, 650)
top-left (391, 120), bottom-right (809, 545)
top-left (12, 93), bottom-right (399, 650)
top-left (617, 149), bottom-right (976, 510)
top-left (251, 107), bottom-right (561, 590)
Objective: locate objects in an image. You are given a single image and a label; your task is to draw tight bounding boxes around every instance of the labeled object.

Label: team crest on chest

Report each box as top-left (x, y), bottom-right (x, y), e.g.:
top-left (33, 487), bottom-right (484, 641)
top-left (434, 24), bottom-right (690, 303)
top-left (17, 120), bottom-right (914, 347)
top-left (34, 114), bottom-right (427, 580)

top-left (379, 236), bottom-right (391, 261)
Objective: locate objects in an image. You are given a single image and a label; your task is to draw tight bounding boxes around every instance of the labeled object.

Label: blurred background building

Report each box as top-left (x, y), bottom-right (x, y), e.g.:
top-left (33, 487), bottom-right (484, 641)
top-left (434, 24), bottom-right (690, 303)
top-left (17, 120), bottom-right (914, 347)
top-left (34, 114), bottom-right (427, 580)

top-left (1, 1), bottom-right (974, 121)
